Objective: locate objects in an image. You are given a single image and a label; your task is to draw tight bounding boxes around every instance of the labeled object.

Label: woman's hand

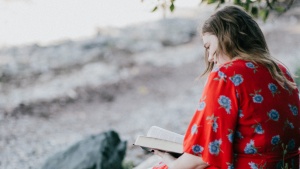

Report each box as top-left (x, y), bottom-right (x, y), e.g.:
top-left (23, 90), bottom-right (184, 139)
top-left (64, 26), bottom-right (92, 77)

top-left (153, 150), bottom-right (209, 169)
top-left (153, 150), bottom-right (176, 166)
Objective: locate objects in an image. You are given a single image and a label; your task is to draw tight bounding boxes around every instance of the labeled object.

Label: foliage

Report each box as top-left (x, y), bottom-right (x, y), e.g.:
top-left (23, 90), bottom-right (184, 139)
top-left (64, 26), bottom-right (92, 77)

top-left (141, 0), bottom-right (176, 18)
top-left (294, 66), bottom-right (300, 89)
top-left (142, 0), bottom-right (295, 21)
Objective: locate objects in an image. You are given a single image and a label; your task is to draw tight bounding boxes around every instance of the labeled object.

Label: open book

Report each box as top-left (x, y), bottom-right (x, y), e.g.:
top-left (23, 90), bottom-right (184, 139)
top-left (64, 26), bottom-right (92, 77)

top-left (134, 126), bottom-right (184, 157)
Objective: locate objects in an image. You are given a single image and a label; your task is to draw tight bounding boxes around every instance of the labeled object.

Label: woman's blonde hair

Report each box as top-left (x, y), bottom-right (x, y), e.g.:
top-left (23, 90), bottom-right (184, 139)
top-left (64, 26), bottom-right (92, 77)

top-left (201, 5), bottom-right (296, 89)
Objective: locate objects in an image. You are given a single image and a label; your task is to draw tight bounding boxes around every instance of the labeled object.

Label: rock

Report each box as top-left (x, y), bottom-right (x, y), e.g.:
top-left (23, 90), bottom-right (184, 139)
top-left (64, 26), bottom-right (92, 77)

top-left (41, 130), bottom-right (127, 169)
top-left (119, 18), bottom-right (198, 53)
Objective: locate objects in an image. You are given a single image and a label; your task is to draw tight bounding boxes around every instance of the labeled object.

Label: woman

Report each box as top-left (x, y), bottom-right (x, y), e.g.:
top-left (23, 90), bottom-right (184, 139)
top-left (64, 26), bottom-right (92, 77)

top-left (152, 5), bottom-right (300, 169)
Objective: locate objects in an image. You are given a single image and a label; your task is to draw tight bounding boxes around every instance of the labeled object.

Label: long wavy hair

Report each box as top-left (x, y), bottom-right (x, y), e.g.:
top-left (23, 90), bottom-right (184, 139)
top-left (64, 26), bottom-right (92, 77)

top-left (201, 5), bottom-right (296, 89)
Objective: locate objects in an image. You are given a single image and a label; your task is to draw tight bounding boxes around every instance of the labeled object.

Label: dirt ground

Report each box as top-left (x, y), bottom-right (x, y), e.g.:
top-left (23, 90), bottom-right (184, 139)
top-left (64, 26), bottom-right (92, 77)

top-left (0, 38), bottom-right (207, 168)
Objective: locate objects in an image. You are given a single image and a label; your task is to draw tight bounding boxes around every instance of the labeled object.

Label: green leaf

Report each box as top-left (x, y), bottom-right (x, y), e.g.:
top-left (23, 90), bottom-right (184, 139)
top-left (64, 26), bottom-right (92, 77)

top-left (207, 0), bottom-right (217, 4)
top-left (294, 66), bottom-right (300, 88)
top-left (244, 0), bottom-right (251, 11)
top-left (170, 3), bottom-right (175, 12)
top-left (251, 6), bottom-right (258, 17)
top-left (151, 6), bottom-right (158, 12)
top-left (233, 0), bottom-right (241, 5)
top-left (259, 9), bottom-right (269, 22)
top-left (275, 6), bottom-right (285, 13)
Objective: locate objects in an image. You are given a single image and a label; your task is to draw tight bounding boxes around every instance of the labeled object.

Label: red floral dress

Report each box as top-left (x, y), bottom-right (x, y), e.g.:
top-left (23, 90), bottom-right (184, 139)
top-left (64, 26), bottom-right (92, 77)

top-left (153, 59), bottom-right (300, 169)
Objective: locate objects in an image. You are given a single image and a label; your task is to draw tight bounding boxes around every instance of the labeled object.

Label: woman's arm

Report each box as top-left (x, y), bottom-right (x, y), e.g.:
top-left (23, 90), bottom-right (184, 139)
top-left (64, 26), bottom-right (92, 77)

top-left (154, 150), bottom-right (208, 169)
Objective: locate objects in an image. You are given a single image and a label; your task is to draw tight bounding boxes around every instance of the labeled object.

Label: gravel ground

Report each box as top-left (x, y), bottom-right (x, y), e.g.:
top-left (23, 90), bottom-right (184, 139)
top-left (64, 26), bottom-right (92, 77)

top-left (0, 39), bottom-right (205, 169)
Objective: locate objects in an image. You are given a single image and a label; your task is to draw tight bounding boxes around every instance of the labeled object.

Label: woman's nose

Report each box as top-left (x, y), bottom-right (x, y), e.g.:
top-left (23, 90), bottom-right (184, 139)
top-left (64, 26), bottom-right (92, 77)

top-left (208, 54), bottom-right (214, 62)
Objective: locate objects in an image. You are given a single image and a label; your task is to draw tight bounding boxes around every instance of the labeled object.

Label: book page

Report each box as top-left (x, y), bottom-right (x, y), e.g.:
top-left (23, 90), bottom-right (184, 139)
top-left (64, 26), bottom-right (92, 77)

top-left (146, 126), bottom-right (184, 144)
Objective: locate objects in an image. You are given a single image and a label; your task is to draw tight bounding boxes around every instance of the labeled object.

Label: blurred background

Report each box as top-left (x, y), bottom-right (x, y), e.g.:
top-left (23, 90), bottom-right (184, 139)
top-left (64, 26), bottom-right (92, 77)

top-left (0, 0), bottom-right (299, 169)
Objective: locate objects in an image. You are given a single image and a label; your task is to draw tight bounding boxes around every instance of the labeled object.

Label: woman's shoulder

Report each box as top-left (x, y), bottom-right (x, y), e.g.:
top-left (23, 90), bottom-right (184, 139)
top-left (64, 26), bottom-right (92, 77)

top-left (207, 59), bottom-right (252, 87)
top-left (216, 59), bottom-right (255, 75)
top-left (218, 59), bottom-right (290, 75)
top-left (276, 62), bottom-right (295, 82)
top-left (208, 59), bottom-right (266, 87)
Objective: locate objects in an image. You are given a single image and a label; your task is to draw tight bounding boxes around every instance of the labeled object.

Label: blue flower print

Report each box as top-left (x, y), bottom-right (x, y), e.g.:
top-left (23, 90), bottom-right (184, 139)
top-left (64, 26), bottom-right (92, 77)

top-left (245, 62), bottom-right (258, 73)
top-left (283, 83), bottom-right (293, 95)
top-left (198, 101), bottom-right (206, 111)
top-left (244, 140), bottom-right (257, 154)
top-left (214, 71), bottom-right (227, 81)
top-left (206, 114), bottom-right (219, 133)
top-left (238, 109), bottom-right (244, 118)
top-left (250, 89), bottom-right (264, 103)
top-left (268, 83), bottom-right (277, 91)
top-left (287, 139), bottom-right (295, 151)
top-left (218, 71), bottom-right (226, 79)
top-left (288, 104), bottom-right (298, 116)
top-left (248, 162), bottom-right (258, 169)
top-left (227, 129), bottom-right (234, 143)
top-left (253, 123), bottom-right (264, 134)
top-left (212, 120), bottom-right (218, 133)
top-left (235, 131), bottom-right (244, 139)
top-left (284, 119), bottom-right (294, 130)
top-left (226, 163), bottom-right (234, 169)
top-left (218, 95), bottom-right (232, 114)
top-left (268, 83), bottom-right (279, 96)
top-left (192, 144), bottom-right (204, 154)
top-left (253, 94), bottom-right (263, 103)
top-left (268, 109), bottom-right (280, 121)
top-left (219, 96), bottom-right (230, 105)
top-left (191, 124), bottom-right (198, 135)
top-left (246, 62), bottom-right (255, 69)
top-left (230, 74), bottom-right (244, 86)
top-left (227, 133), bottom-right (233, 143)
top-left (289, 122), bottom-right (294, 128)
top-left (236, 90), bottom-right (240, 99)
top-left (271, 135), bottom-right (280, 145)
top-left (208, 139), bottom-right (222, 155)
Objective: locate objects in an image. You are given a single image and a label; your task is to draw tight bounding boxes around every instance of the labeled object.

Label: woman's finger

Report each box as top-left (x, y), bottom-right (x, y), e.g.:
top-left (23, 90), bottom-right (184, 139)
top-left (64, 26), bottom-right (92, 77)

top-left (153, 150), bottom-right (165, 157)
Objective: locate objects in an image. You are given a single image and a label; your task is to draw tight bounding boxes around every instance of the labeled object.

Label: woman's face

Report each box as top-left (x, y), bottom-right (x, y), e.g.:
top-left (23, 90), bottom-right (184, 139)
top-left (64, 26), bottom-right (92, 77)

top-left (202, 33), bottom-right (231, 67)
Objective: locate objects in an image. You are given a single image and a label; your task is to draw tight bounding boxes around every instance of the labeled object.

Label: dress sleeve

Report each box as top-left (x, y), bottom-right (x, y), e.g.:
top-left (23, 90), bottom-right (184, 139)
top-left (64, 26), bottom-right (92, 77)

top-left (183, 68), bottom-right (240, 168)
